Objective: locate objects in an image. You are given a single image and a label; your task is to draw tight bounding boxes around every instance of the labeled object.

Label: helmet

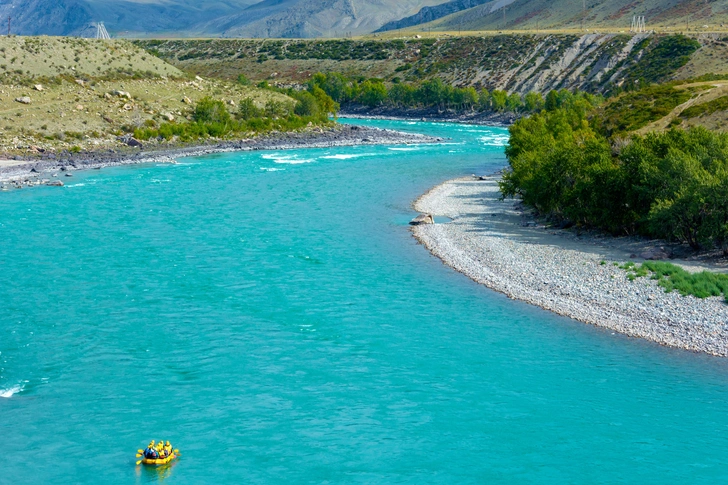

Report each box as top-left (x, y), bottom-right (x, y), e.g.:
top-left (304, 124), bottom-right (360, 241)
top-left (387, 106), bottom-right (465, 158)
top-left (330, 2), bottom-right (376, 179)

top-left (166, 441), bottom-right (171, 446)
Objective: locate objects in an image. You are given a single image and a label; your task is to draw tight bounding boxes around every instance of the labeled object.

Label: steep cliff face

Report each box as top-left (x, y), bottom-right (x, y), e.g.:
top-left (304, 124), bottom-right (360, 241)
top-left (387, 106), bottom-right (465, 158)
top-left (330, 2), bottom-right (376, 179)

top-left (429, 34), bottom-right (654, 94)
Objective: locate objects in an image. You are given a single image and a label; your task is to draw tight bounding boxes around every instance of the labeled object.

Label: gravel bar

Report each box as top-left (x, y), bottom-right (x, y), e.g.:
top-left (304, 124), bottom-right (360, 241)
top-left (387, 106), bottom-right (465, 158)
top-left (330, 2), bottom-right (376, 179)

top-left (0, 124), bottom-right (443, 187)
top-left (413, 176), bottom-right (728, 357)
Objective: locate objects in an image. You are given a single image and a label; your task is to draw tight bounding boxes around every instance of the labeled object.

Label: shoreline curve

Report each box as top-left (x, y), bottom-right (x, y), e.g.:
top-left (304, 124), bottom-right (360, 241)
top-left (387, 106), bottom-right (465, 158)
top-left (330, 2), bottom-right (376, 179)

top-left (413, 176), bottom-right (728, 357)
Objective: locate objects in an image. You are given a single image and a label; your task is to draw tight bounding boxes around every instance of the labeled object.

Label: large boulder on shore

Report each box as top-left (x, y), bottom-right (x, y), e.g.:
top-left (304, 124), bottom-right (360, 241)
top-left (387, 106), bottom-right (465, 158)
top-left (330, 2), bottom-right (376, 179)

top-left (410, 214), bottom-right (435, 226)
top-left (118, 135), bottom-right (143, 148)
top-left (640, 247), bottom-right (670, 260)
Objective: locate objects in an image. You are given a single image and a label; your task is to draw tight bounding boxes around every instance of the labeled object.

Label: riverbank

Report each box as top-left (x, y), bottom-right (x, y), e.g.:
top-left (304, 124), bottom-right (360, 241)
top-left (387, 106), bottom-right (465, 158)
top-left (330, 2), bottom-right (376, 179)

top-left (340, 106), bottom-right (518, 126)
top-left (0, 124), bottom-right (442, 188)
top-left (413, 176), bottom-right (728, 357)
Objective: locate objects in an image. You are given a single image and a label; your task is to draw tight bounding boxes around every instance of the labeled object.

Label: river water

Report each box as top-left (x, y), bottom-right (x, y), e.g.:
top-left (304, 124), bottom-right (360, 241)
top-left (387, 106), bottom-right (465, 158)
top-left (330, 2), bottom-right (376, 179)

top-left (1, 119), bottom-right (728, 483)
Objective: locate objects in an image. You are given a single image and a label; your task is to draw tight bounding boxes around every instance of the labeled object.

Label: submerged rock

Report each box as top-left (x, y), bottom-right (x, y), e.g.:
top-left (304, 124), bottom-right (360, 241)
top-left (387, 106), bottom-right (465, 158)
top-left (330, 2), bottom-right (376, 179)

top-left (410, 214), bottom-right (435, 226)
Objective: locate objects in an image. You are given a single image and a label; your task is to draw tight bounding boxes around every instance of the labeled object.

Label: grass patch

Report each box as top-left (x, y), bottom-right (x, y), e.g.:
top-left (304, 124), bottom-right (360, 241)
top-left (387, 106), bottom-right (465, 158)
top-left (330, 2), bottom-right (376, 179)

top-left (680, 95), bottom-right (728, 119)
top-left (621, 261), bottom-right (728, 302)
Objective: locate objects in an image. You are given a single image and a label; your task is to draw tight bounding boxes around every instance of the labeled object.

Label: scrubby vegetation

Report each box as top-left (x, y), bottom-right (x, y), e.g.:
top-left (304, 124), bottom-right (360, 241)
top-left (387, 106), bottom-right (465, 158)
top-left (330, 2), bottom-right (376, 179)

top-left (131, 84), bottom-right (338, 143)
top-left (501, 93), bottom-right (728, 254)
top-left (680, 95), bottom-right (728, 120)
top-left (617, 36), bottom-right (701, 89)
top-left (138, 34), bottom-right (706, 97)
top-left (620, 261), bottom-right (728, 302)
top-left (597, 84), bottom-right (694, 135)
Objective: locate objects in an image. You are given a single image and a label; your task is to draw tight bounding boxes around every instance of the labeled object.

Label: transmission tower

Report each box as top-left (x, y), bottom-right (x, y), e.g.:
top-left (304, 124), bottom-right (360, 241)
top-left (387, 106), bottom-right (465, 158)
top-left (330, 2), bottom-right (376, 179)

top-left (95, 22), bottom-right (111, 40)
top-left (630, 15), bottom-right (646, 33)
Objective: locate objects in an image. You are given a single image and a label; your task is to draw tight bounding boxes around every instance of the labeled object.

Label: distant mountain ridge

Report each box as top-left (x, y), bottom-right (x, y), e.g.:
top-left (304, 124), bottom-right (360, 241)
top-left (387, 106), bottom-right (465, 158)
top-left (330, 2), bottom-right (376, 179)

top-left (376, 0), bottom-right (514, 33)
top-left (5, 0), bottom-right (726, 38)
top-left (1, 0), bottom-right (449, 38)
top-left (0, 0), bottom-right (257, 37)
top-left (209, 0), bottom-right (452, 38)
top-left (395, 0), bottom-right (728, 32)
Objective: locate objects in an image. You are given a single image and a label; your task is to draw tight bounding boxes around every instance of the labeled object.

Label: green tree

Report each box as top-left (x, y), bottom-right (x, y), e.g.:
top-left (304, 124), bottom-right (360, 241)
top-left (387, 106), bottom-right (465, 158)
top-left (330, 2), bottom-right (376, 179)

top-left (193, 97), bottom-right (231, 124)
top-left (238, 98), bottom-right (262, 120)
top-left (490, 90), bottom-right (508, 112)
top-left (293, 91), bottom-right (320, 117)
top-left (506, 93), bottom-right (523, 112)
top-left (524, 92), bottom-right (545, 113)
top-left (358, 80), bottom-right (388, 107)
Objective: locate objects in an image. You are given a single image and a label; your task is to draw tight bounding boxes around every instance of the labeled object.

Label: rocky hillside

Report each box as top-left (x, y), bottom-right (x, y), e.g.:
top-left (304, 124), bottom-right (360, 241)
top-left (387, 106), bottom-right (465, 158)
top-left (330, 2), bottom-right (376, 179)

top-left (414, 0), bottom-right (727, 33)
top-left (138, 33), bottom-right (716, 95)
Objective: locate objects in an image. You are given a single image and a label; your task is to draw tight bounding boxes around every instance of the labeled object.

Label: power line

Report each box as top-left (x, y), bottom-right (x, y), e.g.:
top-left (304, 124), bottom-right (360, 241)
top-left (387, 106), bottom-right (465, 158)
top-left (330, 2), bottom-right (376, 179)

top-left (95, 22), bottom-right (111, 40)
top-left (630, 15), bottom-right (646, 33)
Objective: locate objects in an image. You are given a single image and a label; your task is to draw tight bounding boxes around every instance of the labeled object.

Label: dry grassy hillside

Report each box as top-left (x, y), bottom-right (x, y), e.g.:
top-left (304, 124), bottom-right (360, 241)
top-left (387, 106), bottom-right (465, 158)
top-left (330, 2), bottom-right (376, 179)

top-left (0, 37), bottom-right (295, 156)
top-left (0, 37), bottom-right (183, 80)
top-left (0, 78), bottom-right (291, 154)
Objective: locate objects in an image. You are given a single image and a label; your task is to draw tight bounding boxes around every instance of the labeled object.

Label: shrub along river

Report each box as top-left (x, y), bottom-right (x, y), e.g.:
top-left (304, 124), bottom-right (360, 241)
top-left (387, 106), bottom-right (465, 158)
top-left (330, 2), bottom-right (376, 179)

top-left (1, 119), bottom-right (728, 483)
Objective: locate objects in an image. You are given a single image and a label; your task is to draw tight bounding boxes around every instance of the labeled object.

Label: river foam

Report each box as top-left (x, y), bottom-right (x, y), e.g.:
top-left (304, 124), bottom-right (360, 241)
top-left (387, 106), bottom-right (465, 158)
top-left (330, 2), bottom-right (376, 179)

top-left (0, 384), bottom-right (23, 398)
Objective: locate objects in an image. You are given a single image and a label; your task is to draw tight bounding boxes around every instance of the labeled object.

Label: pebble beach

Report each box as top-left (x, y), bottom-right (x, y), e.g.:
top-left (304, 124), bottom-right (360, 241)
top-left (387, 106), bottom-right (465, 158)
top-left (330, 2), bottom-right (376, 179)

top-left (414, 176), bottom-right (728, 357)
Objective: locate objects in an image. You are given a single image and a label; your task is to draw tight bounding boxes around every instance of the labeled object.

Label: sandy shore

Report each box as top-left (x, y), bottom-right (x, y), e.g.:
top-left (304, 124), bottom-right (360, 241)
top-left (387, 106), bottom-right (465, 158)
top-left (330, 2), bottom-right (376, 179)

top-left (0, 124), bottom-right (443, 187)
top-left (413, 176), bottom-right (728, 357)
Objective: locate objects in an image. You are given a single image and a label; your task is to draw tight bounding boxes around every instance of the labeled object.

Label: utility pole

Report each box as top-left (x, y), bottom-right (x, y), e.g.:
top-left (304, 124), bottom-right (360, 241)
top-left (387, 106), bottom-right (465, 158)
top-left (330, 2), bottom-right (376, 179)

top-left (502, 6), bottom-right (506, 29)
top-left (7, 16), bottom-right (10, 37)
top-left (581, 0), bottom-right (586, 31)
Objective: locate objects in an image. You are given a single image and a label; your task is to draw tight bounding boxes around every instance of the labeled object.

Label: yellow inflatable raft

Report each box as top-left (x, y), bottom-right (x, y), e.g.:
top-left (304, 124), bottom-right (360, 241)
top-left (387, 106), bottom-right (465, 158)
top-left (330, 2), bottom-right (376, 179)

top-left (136, 446), bottom-right (181, 466)
top-left (142, 453), bottom-right (178, 466)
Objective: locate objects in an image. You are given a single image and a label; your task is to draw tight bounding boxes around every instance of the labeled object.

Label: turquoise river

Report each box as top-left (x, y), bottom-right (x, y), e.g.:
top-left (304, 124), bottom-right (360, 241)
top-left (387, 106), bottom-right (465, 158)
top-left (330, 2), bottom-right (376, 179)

top-left (2, 119), bottom-right (728, 484)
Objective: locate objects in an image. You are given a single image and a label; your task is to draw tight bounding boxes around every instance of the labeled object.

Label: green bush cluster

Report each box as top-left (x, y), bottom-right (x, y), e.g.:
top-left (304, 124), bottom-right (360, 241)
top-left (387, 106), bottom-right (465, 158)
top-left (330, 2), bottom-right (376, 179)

top-left (309, 72), bottom-right (567, 114)
top-left (502, 99), bottom-right (728, 253)
top-left (132, 87), bottom-right (338, 143)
